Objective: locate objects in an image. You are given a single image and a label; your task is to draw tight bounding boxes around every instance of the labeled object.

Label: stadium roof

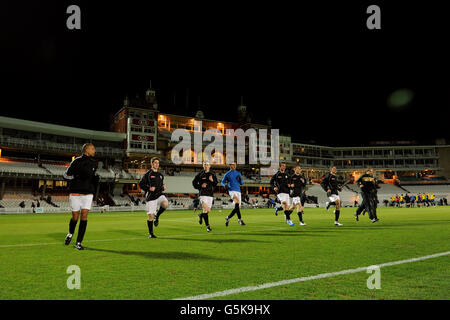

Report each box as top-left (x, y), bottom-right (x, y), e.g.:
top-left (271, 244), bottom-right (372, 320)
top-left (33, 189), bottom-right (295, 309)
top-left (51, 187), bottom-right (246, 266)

top-left (0, 116), bottom-right (126, 142)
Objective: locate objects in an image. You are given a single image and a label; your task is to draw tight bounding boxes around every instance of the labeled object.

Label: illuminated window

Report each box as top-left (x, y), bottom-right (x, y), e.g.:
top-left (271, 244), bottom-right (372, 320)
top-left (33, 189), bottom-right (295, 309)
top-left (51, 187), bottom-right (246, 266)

top-left (212, 152), bottom-right (224, 164)
top-left (217, 122), bottom-right (225, 134)
top-left (158, 115), bottom-right (168, 128)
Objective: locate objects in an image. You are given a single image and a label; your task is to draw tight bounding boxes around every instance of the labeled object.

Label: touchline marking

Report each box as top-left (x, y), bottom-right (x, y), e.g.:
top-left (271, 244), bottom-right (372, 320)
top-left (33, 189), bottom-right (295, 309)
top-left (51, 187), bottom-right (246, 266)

top-left (0, 226), bottom-right (286, 248)
top-left (173, 251), bottom-right (450, 300)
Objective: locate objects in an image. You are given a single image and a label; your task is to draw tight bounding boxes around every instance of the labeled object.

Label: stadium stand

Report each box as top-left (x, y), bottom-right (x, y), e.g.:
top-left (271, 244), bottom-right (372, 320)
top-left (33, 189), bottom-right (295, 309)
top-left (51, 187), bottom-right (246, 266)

top-left (112, 195), bottom-right (133, 206)
top-left (42, 163), bottom-right (69, 176)
top-left (0, 160), bottom-right (50, 176)
top-left (398, 185), bottom-right (450, 197)
top-left (371, 184), bottom-right (409, 202)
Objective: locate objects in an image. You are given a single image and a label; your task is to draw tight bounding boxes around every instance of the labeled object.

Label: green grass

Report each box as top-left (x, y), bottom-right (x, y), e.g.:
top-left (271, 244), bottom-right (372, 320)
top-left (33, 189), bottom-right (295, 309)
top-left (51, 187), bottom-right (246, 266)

top-left (0, 207), bottom-right (449, 300)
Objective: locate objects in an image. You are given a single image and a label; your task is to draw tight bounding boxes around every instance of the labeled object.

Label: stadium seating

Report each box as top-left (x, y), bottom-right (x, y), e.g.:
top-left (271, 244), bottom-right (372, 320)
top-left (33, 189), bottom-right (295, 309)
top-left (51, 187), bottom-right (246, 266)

top-left (38, 162), bottom-right (116, 180)
top-left (167, 197), bottom-right (192, 209)
top-left (111, 167), bottom-right (135, 179)
top-left (112, 196), bottom-right (133, 206)
top-left (98, 168), bottom-right (116, 179)
top-left (0, 160), bottom-right (114, 180)
top-left (42, 163), bottom-right (68, 176)
top-left (399, 185), bottom-right (450, 197)
top-left (0, 161), bottom-right (50, 176)
top-left (0, 190), bottom-right (68, 209)
top-left (49, 195), bottom-right (70, 208)
top-left (375, 184), bottom-right (414, 202)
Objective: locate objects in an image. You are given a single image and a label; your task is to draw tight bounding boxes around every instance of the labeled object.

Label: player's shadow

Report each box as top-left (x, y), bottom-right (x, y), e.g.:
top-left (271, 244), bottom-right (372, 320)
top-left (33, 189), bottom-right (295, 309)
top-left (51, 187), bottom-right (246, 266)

top-left (86, 247), bottom-right (232, 261)
top-left (274, 229), bottom-right (336, 233)
top-left (331, 220), bottom-right (450, 229)
top-left (233, 231), bottom-right (333, 237)
top-left (46, 230), bottom-right (143, 241)
top-left (166, 237), bottom-right (269, 244)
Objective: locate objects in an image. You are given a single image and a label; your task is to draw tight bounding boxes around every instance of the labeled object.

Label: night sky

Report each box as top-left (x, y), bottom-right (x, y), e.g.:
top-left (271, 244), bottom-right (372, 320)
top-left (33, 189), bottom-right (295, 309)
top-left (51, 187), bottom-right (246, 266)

top-left (2, 1), bottom-right (449, 146)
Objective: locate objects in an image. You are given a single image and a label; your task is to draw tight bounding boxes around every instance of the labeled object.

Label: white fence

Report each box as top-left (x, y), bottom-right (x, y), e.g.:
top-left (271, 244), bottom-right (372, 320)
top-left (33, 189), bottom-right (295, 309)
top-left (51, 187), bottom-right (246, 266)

top-left (0, 205), bottom-right (148, 214)
top-left (0, 202), bottom-right (319, 214)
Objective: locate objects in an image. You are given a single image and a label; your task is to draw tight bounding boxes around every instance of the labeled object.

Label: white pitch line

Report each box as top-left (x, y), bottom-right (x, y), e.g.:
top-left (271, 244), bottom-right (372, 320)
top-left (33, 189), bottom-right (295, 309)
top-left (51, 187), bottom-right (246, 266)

top-left (173, 251), bottom-right (450, 300)
top-left (0, 226), bottom-right (286, 248)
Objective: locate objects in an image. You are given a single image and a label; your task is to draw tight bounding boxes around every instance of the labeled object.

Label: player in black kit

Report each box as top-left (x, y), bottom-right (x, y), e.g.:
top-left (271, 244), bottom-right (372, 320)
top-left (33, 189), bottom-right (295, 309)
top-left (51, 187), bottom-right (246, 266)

top-left (289, 165), bottom-right (307, 226)
top-left (192, 161), bottom-right (218, 232)
top-left (270, 162), bottom-right (295, 226)
top-left (354, 168), bottom-right (380, 223)
top-left (320, 166), bottom-right (343, 226)
top-left (138, 157), bottom-right (168, 238)
top-left (63, 143), bottom-right (99, 250)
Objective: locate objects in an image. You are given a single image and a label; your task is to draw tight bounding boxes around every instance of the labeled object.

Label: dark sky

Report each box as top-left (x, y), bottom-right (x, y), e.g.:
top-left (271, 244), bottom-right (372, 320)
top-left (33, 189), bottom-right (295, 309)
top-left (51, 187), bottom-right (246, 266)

top-left (2, 1), bottom-right (449, 146)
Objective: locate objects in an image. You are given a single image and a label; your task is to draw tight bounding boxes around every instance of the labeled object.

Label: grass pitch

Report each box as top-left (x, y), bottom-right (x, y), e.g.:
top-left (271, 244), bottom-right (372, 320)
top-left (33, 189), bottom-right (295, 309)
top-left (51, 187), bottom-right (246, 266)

top-left (0, 207), bottom-right (449, 300)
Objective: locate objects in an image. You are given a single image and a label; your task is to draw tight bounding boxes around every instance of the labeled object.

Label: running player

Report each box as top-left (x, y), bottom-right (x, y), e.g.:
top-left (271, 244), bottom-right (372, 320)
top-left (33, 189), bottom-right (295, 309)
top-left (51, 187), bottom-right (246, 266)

top-left (270, 162), bottom-right (294, 226)
top-left (63, 143), bottom-right (99, 250)
top-left (192, 161), bottom-right (218, 232)
top-left (138, 157), bottom-right (168, 238)
top-left (320, 166), bottom-right (343, 226)
top-left (289, 164), bottom-right (307, 226)
top-left (354, 168), bottom-right (379, 223)
top-left (221, 162), bottom-right (246, 226)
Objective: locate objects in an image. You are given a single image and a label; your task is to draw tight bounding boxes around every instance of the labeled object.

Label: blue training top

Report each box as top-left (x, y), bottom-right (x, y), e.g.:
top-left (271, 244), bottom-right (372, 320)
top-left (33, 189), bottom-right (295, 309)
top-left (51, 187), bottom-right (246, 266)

top-left (221, 170), bottom-right (244, 192)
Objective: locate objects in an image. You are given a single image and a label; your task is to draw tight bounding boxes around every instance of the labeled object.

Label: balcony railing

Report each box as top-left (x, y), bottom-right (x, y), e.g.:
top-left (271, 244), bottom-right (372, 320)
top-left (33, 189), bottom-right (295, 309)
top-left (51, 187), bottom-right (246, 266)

top-left (0, 135), bottom-right (124, 157)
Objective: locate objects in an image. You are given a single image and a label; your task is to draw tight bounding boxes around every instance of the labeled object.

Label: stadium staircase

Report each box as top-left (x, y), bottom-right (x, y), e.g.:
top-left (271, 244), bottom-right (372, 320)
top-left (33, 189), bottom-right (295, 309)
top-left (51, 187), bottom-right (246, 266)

top-left (102, 193), bottom-right (116, 206)
top-left (397, 185), bottom-right (411, 193)
top-left (344, 185), bottom-right (359, 194)
top-left (42, 196), bottom-right (59, 208)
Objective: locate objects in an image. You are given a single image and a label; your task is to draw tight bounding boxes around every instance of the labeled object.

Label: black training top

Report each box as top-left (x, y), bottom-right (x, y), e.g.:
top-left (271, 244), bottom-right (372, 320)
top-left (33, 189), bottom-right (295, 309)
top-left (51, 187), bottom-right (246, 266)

top-left (139, 169), bottom-right (165, 201)
top-left (320, 173), bottom-right (341, 195)
top-left (356, 173), bottom-right (378, 194)
top-left (270, 170), bottom-right (291, 194)
top-left (192, 170), bottom-right (218, 197)
top-left (63, 154), bottom-right (99, 194)
top-left (290, 173), bottom-right (307, 197)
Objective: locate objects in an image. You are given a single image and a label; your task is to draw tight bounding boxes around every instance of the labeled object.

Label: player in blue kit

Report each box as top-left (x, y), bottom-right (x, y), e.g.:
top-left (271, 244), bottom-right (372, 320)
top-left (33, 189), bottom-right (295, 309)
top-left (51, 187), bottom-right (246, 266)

top-left (221, 162), bottom-right (246, 226)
